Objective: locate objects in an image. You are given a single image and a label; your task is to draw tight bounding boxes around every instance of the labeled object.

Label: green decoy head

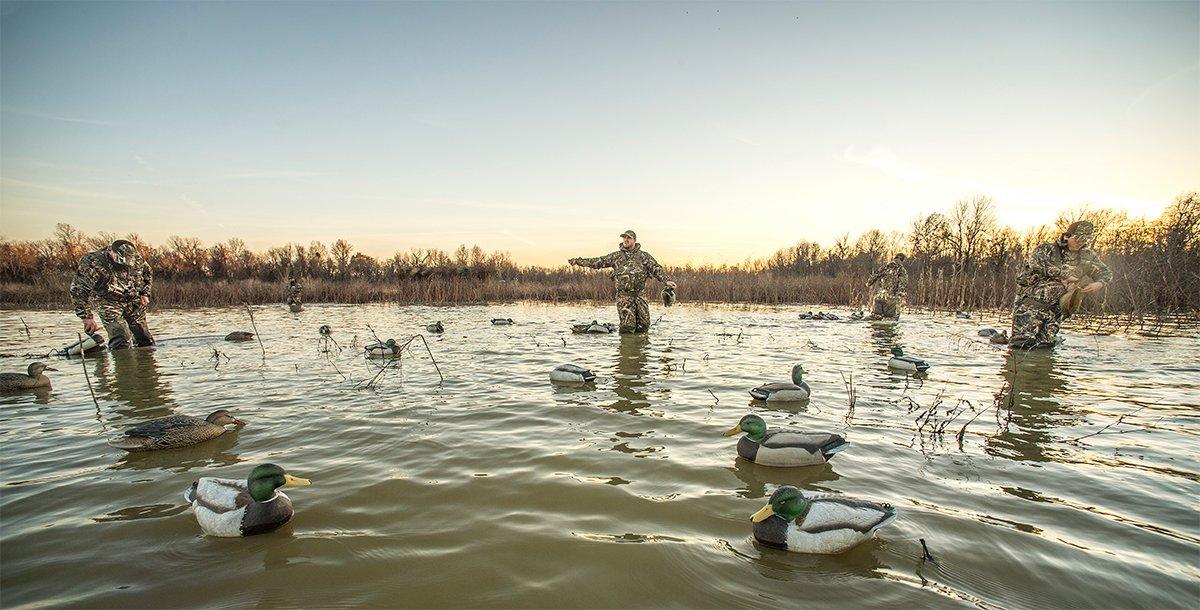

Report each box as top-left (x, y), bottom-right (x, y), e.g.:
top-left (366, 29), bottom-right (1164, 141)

top-left (28, 362), bottom-right (57, 377)
top-left (723, 413), bottom-right (768, 442)
top-left (752, 485), bottom-right (809, 523)
top-left (891, 347), bottom-right (904, 357)
top-left (247, 463), bottom-right (311, 503)
top-left (790, 364), bottom-right (806, 385)
top-left (205, 409), bottom-right (246, 427)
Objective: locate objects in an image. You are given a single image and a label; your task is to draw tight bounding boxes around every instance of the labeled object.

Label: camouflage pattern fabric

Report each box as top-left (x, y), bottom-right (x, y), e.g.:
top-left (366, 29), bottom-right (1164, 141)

top-left (70, 247), bottom-right (153, 319)
top-left (287, 282), bottom-right (302, 305)
top-left (98, 301), bottom-right (154, 349)
top-left (70, 247), bottom-right (155, 348)
top-left (866, 260), bottom-right (907, 319)
top-left (870, 294), bottom-right (900, 319)
top-left (1010, 241), bottom-right (1112, 348)
top-left (573, 243), bottom-right (670, 334)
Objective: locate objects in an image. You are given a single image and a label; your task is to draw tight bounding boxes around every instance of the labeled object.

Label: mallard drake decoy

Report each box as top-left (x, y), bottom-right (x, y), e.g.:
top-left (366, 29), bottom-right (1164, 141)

top-left (887, 347), bottom-right (929, 373)
top-left (491, 318), bottom-right (514, 326)
top-left (59, 333), bottom-right (106, 356)
top-left (849, 309), bottom-right (865, 320)
top-left (662, 286), bottom-right (676, 307)
top-left (183, 463), bottom-right (311, 537)
top-left (825, 312), bottom-right (841, 320)
top-left (0, 362), bottom-right (58, 390)
top-left (224, 331), bottom-right (255, 342)
top-left (318, 325), bottom-right (332, 336)
top-left (955, 310), bottom-right (972, 319)
top-left (365, 339), bottom-right (401, 358)
top-left (108, 409), bottom-right (245, 451)
top-left (549, 364), bottom-right (596, 384)
top-left (752, 485), bottom-right (897, 554)
top-left (749, 364), bottom-right (812, 402)
top-left (977, 328), bottom-right (998, 337)
top-left (723, 414), bottom-right (848, 467)
top-left (990, 330), bottom-right (1009, 344)
top-left (798, 311), bottom-right (815, 320)
top-left (289, 303), bottom-right (303, 313)
top-left (571, 320), bottom-right (617, 334)
top-left (426, 321), bottom-right (445, 334)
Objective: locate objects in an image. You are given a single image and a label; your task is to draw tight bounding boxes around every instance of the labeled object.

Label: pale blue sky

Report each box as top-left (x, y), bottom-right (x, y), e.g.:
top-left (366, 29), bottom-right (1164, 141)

top-left (1, 1), bottom-right (1196, 265)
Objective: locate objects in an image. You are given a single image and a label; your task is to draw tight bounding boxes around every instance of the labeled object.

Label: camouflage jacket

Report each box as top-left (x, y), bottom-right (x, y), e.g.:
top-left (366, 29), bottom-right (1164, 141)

top-left (287, 283), bottom-right (302, 302)
top-left (575, 244), bottom-right (670, 295)
top-left (69, 247), bottom-right (153, 318)
top-left (1015, 242), bottom-right (1113, 304)
top-left (867, 261), bottom-right (907, 297)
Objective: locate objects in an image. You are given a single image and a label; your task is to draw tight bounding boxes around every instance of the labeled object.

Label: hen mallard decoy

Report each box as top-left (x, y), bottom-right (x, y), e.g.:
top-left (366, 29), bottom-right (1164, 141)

top-left (752, 485), bottom-right (897, 554)
top-left (749, 364), bottom-right (812, 402)
top-left (798, 311), bottom-right (815, 320)
top-left (723, 414), bottom-right (848, 466)
top-left (887, 347), bottom-right (929, 373)
top-left (108, 409), bottom-right (245, 451)
top-left (977, 328), bottom-right (998, 337)
top-left (0, 362), bottom-right (58, 391)
top-left (549, 364), bottom-right (596, 385)
top-left (224, 331), bottom-right (254, 342)
top-left (183, 463), bottom-right (311, 537)
top-left (990, 330), bottom-right (1009, 344)
top-left (426, 321), bottom-right (445, 334)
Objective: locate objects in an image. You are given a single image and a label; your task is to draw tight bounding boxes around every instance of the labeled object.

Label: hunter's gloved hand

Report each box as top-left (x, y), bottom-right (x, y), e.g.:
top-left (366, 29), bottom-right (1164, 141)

top-left (82, 318), bottom-right (100, 334)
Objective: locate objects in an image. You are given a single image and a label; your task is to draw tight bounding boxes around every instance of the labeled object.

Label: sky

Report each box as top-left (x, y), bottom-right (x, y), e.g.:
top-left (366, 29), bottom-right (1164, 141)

top-left (1, 1), bottom-right (1196, 266)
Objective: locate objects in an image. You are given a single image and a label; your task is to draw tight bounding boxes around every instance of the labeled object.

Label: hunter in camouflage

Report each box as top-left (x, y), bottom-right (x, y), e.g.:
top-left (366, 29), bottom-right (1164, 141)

top-left (1010, 221), bottom-right (1112, 349)
top-left (569, 229), bottom-right (677, 334)
top-left (866, 253), bottom-right (908, 320)
top-left (287, 277), bottom-right (302, 305)
top-left (69, 240), bottom-right (155, 349)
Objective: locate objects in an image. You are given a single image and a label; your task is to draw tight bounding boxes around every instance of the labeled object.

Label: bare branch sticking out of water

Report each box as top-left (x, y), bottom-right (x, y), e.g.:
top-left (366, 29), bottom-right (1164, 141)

top-left (20, 317), bottom-right (31, 339)
top-left (242, 304), bottom-right (265, 359)
top-left (77, 332), bottom-right (100, 412)
top-left (841, 372), bottom-right (856, 423)
top-left (708, 389), bottom-right (719, 404)
top-left (1067, 406), bottom-right (1151, 443)
top-left (561, 337), bottom-right (566, 348)
top-left (920, 538), bottom-right (937, 563)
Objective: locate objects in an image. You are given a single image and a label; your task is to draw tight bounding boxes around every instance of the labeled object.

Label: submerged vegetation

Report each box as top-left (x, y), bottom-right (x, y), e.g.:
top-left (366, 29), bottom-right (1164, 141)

top-left (2, 193), bottom-right (1196, 317)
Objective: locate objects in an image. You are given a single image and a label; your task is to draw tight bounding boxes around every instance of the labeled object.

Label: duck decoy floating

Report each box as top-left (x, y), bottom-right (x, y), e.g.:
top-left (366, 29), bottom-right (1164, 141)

top-left (109, 409), bottom-right (245, 451)
top-left (184, 464), bottom-right (311, 537)
top-left (571, 321), bottom-right (617, 334)
top-left (491, 318), bottom-right (514, 326)
top-left (549, 364), bottom-right (596, 385)
top-left (224, 331), bottom-right (255, 342)
top-left (752, 485), bottom-right (897, 554)
top-left (749, 364), bottom-right (811, 402)
top-left (887, 347), bottom-right (930, 373)
top-left (0, 362), bottom-right (57, 391)
top-left (723, 414), bottom-right (848, 467)
top-left (426, 322), bottom-right (445, 334)
top-left (58, 333), bottom-right (107, 357)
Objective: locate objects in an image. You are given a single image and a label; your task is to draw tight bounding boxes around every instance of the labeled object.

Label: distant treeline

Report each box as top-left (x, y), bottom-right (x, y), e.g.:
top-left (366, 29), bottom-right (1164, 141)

top-left (2, 192), bottom-right (1196, 316)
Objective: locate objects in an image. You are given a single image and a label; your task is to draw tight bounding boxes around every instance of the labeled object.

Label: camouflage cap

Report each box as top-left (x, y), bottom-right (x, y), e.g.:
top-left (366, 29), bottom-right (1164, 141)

top-left (620, 229), bottom-right (637, 240)
top-left (1066, 221), bottom-right (1095, 240)
top-left (109, 239), bottom-right (137, 266)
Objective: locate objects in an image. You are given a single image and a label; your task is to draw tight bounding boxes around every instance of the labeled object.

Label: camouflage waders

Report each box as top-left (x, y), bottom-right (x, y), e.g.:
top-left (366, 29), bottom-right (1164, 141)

top-left (617, 292), bottom-right (651, 334)
top-left (99, 301), bottom-right (155, 349)
top-left (870, 293), bottom-right (900, 319)
top-left (866, 259), bottom-right (907, 320)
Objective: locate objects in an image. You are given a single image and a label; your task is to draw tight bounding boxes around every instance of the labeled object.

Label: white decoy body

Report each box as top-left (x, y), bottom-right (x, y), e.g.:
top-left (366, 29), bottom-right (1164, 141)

top-left (749, 364), bottom-right (812, 402)
top-left (184, 464), bottom-right (311, 537)
top-left (549, 364), bottom-right (596, 384)
top-left (723, 414), bottom-right (849, 467)
top-left (887, 347), bottom-right (929, 373)
top-left (752, 486), bottom-right (897, 554)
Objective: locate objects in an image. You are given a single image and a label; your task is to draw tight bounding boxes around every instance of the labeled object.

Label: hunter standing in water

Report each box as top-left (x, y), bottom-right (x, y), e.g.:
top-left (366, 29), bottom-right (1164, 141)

top-left (1010, 221), bottom-right (1112, 348)
top-left (569, 230), bottom-right (676, 334)
top-left (69, 239), bottom-right (155, 349)
top-left (866, 253), bottom-right (908, 320)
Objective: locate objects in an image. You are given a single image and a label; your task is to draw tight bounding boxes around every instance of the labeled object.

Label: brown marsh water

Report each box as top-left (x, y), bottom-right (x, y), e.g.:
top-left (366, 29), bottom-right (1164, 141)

top-left (0, 303), bottom-right (1197, 608)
